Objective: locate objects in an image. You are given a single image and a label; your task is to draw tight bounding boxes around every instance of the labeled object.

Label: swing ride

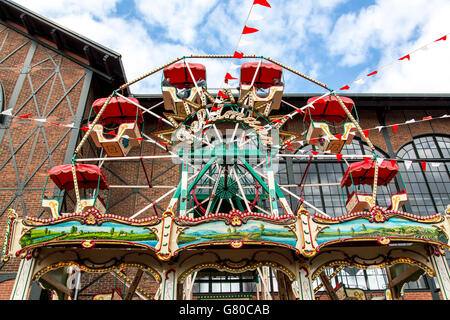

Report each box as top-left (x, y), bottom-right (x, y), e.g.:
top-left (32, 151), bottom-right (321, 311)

top-left (2, 0), bottom-right (450, 301)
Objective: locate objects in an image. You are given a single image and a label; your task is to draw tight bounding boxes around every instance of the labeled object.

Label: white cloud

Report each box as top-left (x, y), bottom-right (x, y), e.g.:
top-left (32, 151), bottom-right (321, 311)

top-left (134, 0), bottom-right (219, 45)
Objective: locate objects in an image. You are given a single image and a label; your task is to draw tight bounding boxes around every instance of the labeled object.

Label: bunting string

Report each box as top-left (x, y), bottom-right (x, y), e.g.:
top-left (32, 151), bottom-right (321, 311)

top-left (339, 33), bottom-right (450, 91)
top-left (4, 106), bottom-right (447, 171)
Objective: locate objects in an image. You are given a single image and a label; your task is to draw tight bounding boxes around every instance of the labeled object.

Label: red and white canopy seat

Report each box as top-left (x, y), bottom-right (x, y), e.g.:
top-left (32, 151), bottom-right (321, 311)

top-left (162, 62), bottom-right (206, 114)
top-left (239, 62), bottom-right (284, 115)
top-left (42, 164), bottom-right (109, 217)
top-left (305, 96), bottom-right (357, 154)
top-left (341, 160), bottom-right (400, 214)
top-left (88, 97), bottom-right (144, 157)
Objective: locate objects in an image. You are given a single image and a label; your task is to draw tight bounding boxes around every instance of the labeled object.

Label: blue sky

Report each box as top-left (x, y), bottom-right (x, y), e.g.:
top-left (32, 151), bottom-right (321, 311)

top-left (13, 0), bottom-right (450, 95)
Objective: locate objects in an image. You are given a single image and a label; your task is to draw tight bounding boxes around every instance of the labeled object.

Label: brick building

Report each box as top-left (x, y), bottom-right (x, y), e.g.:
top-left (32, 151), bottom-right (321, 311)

top-left (0, 1), bottom-right (448, 300)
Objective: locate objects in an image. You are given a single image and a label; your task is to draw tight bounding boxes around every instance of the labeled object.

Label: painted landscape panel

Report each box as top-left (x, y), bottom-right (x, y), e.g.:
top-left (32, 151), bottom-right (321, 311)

top-left (177, 219), bottom-right (297, 248)
top-left (20, 221), bottom-right (158, 248)
top-left (316, 217), bottom-right (447, 245)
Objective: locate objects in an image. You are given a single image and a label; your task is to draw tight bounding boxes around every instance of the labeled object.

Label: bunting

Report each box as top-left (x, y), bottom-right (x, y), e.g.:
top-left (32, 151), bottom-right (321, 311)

top-left (338, 32), bottom-right (450, 91)
top-left (215, 0), bottom-right (271, 98)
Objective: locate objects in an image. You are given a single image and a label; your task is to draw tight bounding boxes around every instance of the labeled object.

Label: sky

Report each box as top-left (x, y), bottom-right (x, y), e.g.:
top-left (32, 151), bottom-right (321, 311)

top-left (12, 0), bottom-right (450, 95)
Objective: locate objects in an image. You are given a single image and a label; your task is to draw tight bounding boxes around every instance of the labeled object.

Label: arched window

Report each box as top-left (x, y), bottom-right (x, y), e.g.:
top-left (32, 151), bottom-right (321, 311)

top-left (276, 138), bottom-right (394, 217)
top-left (396, 135), bottom-right (450, 215)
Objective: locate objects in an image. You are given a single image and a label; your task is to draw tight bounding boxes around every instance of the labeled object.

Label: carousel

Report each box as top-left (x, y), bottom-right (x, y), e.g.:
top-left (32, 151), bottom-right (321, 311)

top-left (2, 53), bottom-right (450, 301)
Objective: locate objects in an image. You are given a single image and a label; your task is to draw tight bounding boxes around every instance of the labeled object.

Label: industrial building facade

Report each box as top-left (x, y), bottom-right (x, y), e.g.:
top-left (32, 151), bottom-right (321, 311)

top-left (0, 1), bottom-right (448, 300)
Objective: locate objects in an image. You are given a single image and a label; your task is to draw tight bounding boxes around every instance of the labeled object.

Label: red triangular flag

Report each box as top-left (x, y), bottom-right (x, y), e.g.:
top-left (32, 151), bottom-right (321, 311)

top-left (272, 119), bottom-right (282, 123)
top-left (242, 26), bottom-right (259, 34)
top-left (421, 161), bottom-right (427, 171)
top-left (80, 126), bottom-right (89, 131)
top-left (340, 85), bottom-right (350, 90)
top-left (253, 0), bottom-right (271, 7)
top-left (363, 156), bottom-right (371, 162)
top-left (399, 54), bottom-right (410, 61)
top-left (217, 90), bottom-right (229, 99)
top-left (135, 137), bottom-right (144, 141)
top-left (284, 142), bottom-right (293, 147)
top-left (336, 154), bottom-right (343, 162)
top-left (18, 113), bottom-right (32, 119)
top-left (435, 35), bottom-right (447, 42)
top-left (106, 130), bottom-right (116, 135)
top-left (367, 70), bottom-right (378, 77)
top-left (390, 159), bottom-right (397, 167)
top-left (392, 124), bottom-right (398, 133)
top-left (335, 134), bottom-right (342, 141)
top-left (225, 73), bottom-right (237, 80)
top-left (310, 138), bottom-right (316, 144)
top-left (311, 151), bottom-right (319, 156)
top-left (362, 129), bottom-right (370, 138)
top-left (295, 109), bottom-right (303, 114)
top-left (211, 105), bottom-right (222, 111)
top-left (286, 147), bottom-right (293, 152)
top-left (422, 116), bottom-right (432, 120)
top-left (233, 51), bottom-right (244, 59)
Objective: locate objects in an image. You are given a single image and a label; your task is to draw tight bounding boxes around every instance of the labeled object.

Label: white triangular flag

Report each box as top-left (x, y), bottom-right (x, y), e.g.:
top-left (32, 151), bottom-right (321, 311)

top-left (376, 157), bottom-right (384, 166)
top-left (354, 78), bottom-right (365, 85)
top-left (34, 118), bottom-right (47, 123)
top-left (405, 119), bottom-right (415, 124)
top-left (64, 123), bottom-right (74, 128)
top-left (431, 162), bottom-right (441, 167)
top-left (441, 114), bottom-right (449, 118)
top-left (404, 160), bottom-right (412, 170)
top-left (375, 126), bottom-right (384, 132)
top-left (248, 12), bottom-right (265, 21)
top-left (1, 108), bottom-right (12, 116)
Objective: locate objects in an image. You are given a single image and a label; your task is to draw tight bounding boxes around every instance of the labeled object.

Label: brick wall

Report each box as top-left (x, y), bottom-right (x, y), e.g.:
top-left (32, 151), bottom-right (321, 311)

top-left (0, 22), bottom-right (91, 298)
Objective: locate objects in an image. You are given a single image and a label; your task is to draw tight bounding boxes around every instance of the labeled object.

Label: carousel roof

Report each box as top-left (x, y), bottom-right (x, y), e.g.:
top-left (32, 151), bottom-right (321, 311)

top-left (304, 95), bottom-right (354, 123)
top-left (48, 164), bottom-right (109, 190)
top-left (341, 159), bottom-right (399, 187)
top-left (163, 62), bottom-right (206, 89)
top-left (92, 96), bottom-right (143, 127)
top-left (240, 62), bottom-right (283, 89)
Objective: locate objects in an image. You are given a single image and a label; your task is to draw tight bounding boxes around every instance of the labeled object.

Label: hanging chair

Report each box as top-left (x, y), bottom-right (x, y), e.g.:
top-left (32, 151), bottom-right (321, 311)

top-left (304, 95), bottom-right (357, 154)
top-left (341, 159), bottom-right (400, 214)
top-left (162, 62), bottom-right (206, 114)
top-left (42, 164), bottom-right (109, 217)
top-left (89, 96), bottom-right (144, 157)
top-left (239, 62), bottom-right (284, 114)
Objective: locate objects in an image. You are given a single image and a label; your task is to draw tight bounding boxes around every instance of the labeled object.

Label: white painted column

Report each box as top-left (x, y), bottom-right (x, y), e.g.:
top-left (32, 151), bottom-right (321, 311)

top-left (10, 258), bottom-right (35, 300)
top-left (295, 265), bottom-right (314, 300)
top-left (431, 253), bottom-right (450, 300)
top-left (159, 269), bottom-right (177, 300)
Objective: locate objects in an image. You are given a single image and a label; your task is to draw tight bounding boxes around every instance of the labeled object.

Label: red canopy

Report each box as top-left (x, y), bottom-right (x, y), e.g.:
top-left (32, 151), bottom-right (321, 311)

top-left (240, 62), bottom-right (283, 89)
top-left (304, 96), bottom-right (354, 123)
top-left (48, 164), bottom-right (109, 190)
top-left (341, 160), bottom-right (399, 187)
top-left (92, 96), bottom-right (143, 127)
top-left (163, 62), bottom-right (206, 89)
